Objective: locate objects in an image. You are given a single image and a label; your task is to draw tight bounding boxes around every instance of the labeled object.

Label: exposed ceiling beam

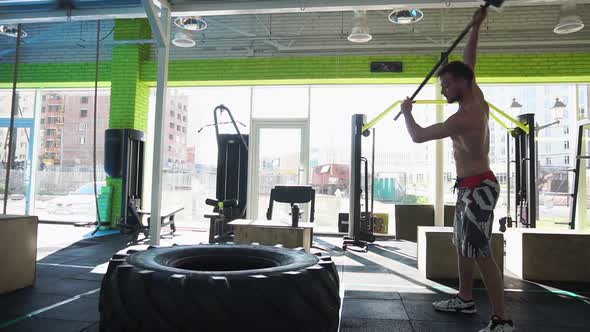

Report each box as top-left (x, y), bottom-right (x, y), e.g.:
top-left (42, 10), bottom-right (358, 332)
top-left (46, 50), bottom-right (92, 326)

top-left (1, 0), bottom-right (589, 24)
top-left (170, 0), bottom-right (590, 16)
top-left (277, 39), bottom-right (590, 52)
top-left (0, 7), bottom-right (146, 24)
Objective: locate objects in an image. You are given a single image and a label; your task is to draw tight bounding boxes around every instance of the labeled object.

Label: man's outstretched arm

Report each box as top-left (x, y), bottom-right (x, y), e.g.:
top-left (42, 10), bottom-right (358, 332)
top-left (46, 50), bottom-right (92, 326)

top-left (464, 6), bottom-right (487, 71)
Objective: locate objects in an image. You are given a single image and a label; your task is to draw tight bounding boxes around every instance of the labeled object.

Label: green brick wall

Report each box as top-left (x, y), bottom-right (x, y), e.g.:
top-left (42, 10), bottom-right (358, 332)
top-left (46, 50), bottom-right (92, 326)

top-left (110, 45), bottom-right (149, 131)
top-left (142, 55), bottom-right (439, 86)
top-left (106, 19), bottom-right (152, 226)
top-left (141, 53), bottom-right (590, 86)
top-left (0, 62), bottom-right (111, 88)
top-left (453, 53), bottom-right (590, 83)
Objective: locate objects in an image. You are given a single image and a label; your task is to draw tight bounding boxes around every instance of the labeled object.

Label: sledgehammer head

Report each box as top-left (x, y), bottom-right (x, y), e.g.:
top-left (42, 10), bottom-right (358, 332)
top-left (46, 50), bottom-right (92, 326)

top-left (484, 0), bottom-right (505, 8)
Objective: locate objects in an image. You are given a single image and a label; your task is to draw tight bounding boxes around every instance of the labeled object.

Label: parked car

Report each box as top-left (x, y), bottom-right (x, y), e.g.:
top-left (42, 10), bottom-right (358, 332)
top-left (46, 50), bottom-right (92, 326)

top-left (40, 182), bottom-right (106, 216)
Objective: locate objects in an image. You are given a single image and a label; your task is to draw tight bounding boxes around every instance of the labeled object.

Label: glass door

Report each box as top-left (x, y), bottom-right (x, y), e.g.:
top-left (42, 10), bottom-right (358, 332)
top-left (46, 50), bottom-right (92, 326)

top-left (248, 120), bottom-right (310, 221)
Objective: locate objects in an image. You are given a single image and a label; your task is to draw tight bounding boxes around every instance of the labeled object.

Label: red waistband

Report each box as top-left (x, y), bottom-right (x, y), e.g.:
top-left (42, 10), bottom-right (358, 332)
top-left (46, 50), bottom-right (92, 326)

top-left (457, 170), bottom-right (496, 189)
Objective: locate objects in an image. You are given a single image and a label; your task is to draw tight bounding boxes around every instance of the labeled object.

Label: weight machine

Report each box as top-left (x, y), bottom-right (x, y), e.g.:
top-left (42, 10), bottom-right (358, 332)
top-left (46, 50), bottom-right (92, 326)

top-left (499, 113), bottom-right (537, 231)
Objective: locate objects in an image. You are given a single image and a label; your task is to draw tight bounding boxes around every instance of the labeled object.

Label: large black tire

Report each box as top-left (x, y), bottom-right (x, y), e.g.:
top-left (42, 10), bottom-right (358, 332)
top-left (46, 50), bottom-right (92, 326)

top-left (99, 245), bottom-right (340, 332)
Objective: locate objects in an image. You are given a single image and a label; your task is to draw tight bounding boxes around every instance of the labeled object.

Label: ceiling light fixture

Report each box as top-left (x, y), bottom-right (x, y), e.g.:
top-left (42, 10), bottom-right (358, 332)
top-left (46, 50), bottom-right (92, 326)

top-left (174, 16), bottom-right (208, 31)
top-left (554, 1), bottom-right (584, 34)
top-left (172, 32), bottom-right (196, 48)
top-left (348, 10), bottom-right (372, 43)
top-left (388, 8), bottom-right (424, 25)
top-left (0, 25), bottom-right (28, 38)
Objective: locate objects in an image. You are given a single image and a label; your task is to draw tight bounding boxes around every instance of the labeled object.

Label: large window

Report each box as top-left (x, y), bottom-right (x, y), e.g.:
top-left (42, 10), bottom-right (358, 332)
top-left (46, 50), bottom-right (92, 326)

top-left (33, 90), bottom-right (111, 222)
top-left (146, 87), bottom-right (251, 228)
top-left (0, 89), bottom-right (111, 220)
top-left (149, 85), bottom-right (435, 235)
top-left (147, 83), bottom-right (588, 235)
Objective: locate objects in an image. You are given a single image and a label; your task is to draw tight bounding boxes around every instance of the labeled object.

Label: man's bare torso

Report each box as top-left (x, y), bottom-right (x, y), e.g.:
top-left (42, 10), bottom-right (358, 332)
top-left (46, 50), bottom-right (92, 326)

top-left (451, 86), bottom-right (490, 178)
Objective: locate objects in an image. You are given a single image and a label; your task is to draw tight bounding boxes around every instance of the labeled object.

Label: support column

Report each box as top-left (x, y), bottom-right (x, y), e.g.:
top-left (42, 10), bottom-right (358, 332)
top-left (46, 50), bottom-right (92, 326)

top-left (576, 140), bottom-right (587, 231)
top-left (434, 80), bottom-right (445, 227)
top-left (144, 0), bottom-right (171, 245)
top-left (575, 85), bottom-right (587, 231)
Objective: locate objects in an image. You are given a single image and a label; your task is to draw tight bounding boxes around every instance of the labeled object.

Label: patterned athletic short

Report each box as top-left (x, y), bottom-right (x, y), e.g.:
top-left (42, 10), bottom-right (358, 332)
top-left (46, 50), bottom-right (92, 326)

top-left (453, 171), bottom-right (500, 258)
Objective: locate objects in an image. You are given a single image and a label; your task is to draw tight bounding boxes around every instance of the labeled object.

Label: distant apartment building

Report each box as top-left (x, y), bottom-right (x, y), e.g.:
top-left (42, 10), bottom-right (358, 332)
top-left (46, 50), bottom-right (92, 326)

top-left (37, 93), bottom-right (110, 167)
top-left (165, 90), bottom-right (189, 170)
top-left (60, 94), bottom-right (110, 167)
top-left (39, 93), bottom-right (65, 165)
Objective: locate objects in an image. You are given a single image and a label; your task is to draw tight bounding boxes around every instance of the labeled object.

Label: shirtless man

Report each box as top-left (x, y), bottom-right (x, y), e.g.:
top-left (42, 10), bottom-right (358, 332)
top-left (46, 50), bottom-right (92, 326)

top-left (400, 7), bottom-right (515, 332)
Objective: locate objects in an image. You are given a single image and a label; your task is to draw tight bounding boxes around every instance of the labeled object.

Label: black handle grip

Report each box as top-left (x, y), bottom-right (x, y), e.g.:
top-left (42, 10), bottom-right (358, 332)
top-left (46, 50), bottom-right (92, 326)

top-left (205, 198), bottom-right (218, 206)
top-left (223, 199), bottom-right (238, 208)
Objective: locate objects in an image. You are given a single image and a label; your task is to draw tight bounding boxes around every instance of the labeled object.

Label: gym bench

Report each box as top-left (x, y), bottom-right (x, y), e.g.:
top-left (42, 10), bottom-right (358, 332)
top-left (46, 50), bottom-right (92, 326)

top-left (137, 206), bottom-right (184, 234)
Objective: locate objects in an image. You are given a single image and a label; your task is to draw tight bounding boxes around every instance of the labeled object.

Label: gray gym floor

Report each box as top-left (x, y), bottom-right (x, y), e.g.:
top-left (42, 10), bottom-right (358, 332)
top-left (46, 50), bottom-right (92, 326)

top-left (0, 225), bottom-right (589, 331)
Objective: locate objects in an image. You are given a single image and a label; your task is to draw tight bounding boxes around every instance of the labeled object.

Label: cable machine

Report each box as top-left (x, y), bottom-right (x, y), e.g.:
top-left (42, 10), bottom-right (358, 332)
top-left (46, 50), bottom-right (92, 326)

top-left (499, 113), bottom-right (537, 231)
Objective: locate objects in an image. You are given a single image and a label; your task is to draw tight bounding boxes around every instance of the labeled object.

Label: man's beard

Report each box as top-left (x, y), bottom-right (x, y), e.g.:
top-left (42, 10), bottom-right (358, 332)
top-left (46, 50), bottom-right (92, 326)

top-left (446, 93), bottom-right (462, 104)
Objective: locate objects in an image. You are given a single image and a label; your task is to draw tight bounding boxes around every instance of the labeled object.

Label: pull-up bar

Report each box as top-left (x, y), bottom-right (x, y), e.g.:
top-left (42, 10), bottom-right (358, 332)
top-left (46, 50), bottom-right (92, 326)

top-left (361, 99), bottom-right (529, 134)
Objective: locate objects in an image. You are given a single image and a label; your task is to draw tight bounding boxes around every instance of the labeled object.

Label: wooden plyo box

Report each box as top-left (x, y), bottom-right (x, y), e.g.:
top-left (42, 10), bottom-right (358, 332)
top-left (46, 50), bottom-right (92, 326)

top-left (0, 215), bottom-right (38, 295)
top-left (505, 228), bottom-right (590, 282)
top-left (229, 219), bottom-right (313, 252)
top-left (394, 205), bottom-right (434, 242)
top-left (418, 226), bottom-right (504, 280)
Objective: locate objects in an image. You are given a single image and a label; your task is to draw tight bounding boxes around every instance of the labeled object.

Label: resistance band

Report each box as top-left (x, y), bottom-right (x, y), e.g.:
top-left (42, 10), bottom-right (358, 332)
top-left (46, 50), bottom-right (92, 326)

top-left (361, 99), bottom-right (529, 134)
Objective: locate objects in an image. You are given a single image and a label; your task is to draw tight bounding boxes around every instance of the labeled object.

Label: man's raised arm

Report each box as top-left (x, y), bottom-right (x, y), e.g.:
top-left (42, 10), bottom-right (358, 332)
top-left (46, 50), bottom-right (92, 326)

top-left (463, 7), bottom-right (487, 71)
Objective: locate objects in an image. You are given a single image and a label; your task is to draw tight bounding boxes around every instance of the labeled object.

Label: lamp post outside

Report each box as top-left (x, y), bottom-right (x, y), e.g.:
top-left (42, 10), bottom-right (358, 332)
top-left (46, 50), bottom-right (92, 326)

top-left (536, 97), bottom-right (567, 226)
top-left (506, 98), bottom-right (523, 221)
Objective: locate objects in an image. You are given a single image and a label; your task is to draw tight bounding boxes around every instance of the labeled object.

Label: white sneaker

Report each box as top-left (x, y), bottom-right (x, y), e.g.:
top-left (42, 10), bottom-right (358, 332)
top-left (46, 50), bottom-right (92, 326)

top-left (432, 295), bottom-right (477, 314)
top-left (479, 315), bottom-right (516, 332)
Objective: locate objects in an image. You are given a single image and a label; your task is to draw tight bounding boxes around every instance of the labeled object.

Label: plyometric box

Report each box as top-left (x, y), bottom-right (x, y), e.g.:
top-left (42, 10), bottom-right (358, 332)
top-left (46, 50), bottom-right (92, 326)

top-left (505, 228), bottom-right (590, 282)
top-left (229, 219), bottom-right (313, 252)
top-left (395, 205), bottom-right (434, 242)
top-left (0, 215), bottom-right (38, 295)
top-left (418, 226), bottom-right (504, 280)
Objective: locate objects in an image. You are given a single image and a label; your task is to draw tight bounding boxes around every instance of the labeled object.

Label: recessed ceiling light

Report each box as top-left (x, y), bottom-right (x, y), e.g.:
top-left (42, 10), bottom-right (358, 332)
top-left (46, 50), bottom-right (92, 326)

top-left (388, 9), bottom-right (424, 25)
top-left (0, 25), bottom-right (28, 38)
top-left (172, 32), bottom-right (196, 48)
top-left (174, 17), bottom-right (208, 31)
